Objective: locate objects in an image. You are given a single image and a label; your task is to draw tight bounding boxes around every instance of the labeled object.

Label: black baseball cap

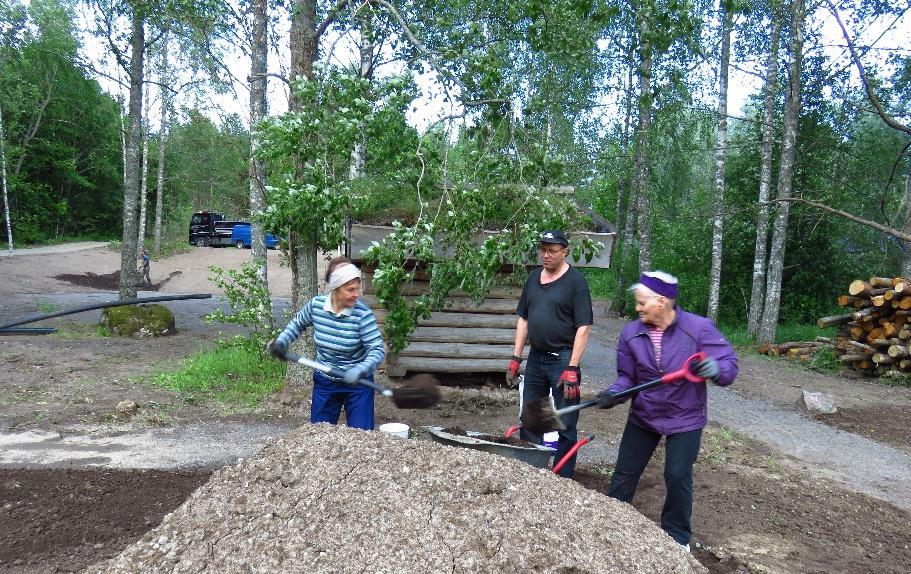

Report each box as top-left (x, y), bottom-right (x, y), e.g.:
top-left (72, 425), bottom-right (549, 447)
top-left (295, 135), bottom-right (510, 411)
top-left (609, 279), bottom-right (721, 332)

top-left (539, 230), bottom-right (569, 246)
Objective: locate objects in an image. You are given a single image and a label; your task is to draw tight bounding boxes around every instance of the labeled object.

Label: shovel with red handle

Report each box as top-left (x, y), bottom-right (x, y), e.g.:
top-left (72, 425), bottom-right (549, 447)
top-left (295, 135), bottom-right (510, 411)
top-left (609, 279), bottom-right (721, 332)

top-left (520, 352), bottom-right (708, 435)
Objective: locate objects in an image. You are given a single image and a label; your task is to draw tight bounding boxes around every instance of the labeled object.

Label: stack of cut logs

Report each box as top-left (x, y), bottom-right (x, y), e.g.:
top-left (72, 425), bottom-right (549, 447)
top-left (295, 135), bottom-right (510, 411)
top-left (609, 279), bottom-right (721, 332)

top-left (757, 340), bottom-right (830, 360)
top-left (816, 276), bottom-right (911, 373)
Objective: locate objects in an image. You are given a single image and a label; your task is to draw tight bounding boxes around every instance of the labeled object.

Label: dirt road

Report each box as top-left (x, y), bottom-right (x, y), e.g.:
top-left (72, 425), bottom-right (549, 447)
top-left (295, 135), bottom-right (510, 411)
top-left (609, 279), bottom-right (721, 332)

top-left (2, 244), bottom-right (911, 574)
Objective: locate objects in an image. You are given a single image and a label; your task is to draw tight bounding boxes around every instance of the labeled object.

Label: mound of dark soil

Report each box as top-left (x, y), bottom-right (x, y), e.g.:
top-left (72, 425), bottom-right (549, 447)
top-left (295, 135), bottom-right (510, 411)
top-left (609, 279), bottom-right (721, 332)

top-left (53, 271), bottom-right (182, 291)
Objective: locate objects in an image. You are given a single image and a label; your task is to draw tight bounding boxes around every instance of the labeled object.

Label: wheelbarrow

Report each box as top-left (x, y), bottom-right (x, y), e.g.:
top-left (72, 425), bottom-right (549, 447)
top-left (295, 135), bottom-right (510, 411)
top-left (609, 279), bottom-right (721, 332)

top-left (425, 425), bottom-right (594, 475)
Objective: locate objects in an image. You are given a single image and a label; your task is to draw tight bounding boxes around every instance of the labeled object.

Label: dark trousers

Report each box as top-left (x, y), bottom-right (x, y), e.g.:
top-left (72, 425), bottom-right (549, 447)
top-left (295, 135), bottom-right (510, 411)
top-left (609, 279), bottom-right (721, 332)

top-left (607, 420), bottom-right (702, 545)
top-left (311, 371), bottom-right (375, 430)
top-left (520, 348), bottom-right (580, 478)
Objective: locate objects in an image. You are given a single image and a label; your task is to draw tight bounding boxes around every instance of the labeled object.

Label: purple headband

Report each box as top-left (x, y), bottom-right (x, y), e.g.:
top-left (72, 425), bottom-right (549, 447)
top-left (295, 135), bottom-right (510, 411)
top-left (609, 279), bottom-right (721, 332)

top-left (638, 273), bottom-right (678, 299)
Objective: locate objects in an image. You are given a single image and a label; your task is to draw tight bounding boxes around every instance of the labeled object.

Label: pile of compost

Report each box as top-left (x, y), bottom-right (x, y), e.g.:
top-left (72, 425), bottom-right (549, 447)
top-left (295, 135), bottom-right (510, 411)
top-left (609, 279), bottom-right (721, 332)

top-left (86, 424), bottom-right (703, 574)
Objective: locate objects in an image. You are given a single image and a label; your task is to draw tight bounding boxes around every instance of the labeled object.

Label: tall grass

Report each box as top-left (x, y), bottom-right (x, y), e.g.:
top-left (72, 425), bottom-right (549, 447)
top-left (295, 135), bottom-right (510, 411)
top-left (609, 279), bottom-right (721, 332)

top-left (148, 344), bottom-right (285, 407)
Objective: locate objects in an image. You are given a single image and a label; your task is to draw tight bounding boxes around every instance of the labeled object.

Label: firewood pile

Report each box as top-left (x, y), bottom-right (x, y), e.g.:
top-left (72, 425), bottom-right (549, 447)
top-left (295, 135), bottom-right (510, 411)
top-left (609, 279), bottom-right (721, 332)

top-left (815, 276), bottom-right (911, 374)
top-left (757, 340), bottom-right (831, 360)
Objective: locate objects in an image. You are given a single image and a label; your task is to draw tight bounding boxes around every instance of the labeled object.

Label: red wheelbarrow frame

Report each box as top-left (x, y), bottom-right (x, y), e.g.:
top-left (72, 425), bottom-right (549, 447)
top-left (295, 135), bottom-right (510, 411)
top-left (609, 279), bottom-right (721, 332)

top-left (504, 425), bottom-right (594, 475)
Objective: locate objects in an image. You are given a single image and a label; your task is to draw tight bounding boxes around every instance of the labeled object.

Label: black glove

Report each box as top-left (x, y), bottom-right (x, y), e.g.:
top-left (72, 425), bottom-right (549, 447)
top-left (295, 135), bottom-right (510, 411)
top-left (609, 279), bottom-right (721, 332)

top-left (268, 339), bottom-right (288, 358)
top-left (596, 388), bottom-right (625, 409)
top-left (506, 355), bottom-right (522, 386)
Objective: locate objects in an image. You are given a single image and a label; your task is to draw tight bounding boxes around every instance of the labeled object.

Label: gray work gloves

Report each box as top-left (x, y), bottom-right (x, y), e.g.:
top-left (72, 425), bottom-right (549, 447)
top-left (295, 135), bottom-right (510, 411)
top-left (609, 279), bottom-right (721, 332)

top-left (695, 357), bottom-right (720, 380)
top-left (596, 388), bottom-right (625, 409)
top-left (342, 364), bottom-right (368, 385)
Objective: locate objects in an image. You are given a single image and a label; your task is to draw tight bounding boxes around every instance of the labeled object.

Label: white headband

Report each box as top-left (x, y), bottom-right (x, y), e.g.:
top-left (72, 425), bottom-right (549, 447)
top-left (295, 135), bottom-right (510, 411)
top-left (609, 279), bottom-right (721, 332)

top-left (326, 263), bottom-right (362, 293)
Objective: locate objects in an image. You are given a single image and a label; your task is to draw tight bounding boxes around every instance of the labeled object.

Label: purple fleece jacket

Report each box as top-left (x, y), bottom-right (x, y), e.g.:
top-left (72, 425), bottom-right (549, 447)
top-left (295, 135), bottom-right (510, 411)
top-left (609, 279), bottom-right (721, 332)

top-left (608, 307), bottom-right (739, 435)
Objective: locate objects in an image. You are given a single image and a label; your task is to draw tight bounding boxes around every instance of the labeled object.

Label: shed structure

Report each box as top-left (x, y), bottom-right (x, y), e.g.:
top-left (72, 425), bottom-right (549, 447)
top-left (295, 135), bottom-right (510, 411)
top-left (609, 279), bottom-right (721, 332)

top-left (348, 223), bottom-right (614, 379)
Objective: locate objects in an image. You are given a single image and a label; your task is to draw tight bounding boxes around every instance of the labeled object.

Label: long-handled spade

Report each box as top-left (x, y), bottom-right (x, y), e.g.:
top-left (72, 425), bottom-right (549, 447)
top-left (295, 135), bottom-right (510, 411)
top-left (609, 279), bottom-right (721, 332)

top-left (278, 351), bottom-right (441, 409)
top-left (520, 352), bottom-right (707, 435)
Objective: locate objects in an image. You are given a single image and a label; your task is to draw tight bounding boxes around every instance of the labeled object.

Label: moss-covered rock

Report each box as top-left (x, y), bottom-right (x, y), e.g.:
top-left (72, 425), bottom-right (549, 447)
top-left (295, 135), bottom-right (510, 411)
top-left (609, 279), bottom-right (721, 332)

top-left (101, 304), bottom-right (176, 337)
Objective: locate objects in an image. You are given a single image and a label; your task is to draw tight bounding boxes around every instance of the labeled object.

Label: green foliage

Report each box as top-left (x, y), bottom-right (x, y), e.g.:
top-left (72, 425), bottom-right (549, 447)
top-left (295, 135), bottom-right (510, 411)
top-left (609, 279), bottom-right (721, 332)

top-left (205, 262), bottom-right (275, 355)
top-left (364, 187), bottom-right (604, 353)
top-left (0, 0), bottom-right (123, 245)
top-left (147, 342), bottom-right (285, 407)
top-left (257, 66), bottom-right (397, 250)
top-left (719, 322), bottom-right (835, 347)
top-left (809, 347), bottom-right (841, 372)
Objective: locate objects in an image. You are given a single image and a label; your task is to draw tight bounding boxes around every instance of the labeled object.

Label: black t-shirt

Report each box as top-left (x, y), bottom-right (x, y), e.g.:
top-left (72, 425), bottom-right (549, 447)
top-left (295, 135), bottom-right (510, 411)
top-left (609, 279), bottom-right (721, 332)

top-left (516, 265), bottom-right (593, 352)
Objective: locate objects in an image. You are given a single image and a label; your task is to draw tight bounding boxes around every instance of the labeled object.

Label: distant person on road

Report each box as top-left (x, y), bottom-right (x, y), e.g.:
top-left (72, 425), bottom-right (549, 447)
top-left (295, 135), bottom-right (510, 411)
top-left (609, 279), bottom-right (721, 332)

top-left (597, 270), bottom-right (738, 552)
top-left (138, 249), bottom-right (151, 286)
top-left (508, 230), bottom-right (593, 478)
top-left (268, 256), bottom-right (385, 430)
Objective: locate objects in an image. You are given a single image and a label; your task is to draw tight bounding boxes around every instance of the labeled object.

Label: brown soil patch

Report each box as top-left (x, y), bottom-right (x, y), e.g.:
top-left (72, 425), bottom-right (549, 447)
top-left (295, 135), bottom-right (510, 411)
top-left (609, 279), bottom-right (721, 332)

top-left (0, 468), bottom-right (210, 574)
top-left (813, 404), bottom-right (911, 451)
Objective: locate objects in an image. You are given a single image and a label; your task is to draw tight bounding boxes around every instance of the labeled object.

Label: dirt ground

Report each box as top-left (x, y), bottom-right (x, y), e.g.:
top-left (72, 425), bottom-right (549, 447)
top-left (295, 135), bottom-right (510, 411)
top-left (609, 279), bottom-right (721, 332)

top-left (2, 245), bottom-right (911, 574)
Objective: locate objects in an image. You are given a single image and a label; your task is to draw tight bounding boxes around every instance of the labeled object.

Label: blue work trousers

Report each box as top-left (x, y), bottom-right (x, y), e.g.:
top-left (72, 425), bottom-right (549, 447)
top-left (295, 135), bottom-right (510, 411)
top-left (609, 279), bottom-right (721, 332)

top-left (519, 348), bottom-right (580, 478)
top-left (607, 420), bottom-right (703, 545)
top-left (311, 371), bottom-right (375, 430)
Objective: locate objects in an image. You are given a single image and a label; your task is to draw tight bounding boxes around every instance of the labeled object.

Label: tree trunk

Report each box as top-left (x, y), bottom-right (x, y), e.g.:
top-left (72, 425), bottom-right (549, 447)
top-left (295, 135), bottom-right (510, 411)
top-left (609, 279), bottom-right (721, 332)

top-left (0, 101), bottom-right (11, 253)
top-left (634, 38), bottom-right (654, 273)
top-left (153, 31), bottom-right (169, 257)
top-left (901, 175), bottom-right (911, 277)
top-left (138, 77), bottom-right (150, 249)
top-left (349, 7), bottom-right (373, 179)
top-left (612, 55), bottom-right (636, 315)
top-left (758, 0), bottom-right (805, 344)
top-left (249, 0), bottom-right (271, 330)
top-left (119, 13), bottom-right (144, 300)
top-left (707, 5), bottom-right (733, 323)
top-left (286, 0), bottom-right (321, 392)
top-left (748, 8), bottom-right (781, 338)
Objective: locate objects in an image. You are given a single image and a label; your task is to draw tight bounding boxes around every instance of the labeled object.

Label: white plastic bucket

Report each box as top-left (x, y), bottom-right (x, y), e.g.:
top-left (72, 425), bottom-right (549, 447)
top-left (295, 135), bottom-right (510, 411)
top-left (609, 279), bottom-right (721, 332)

top-left (378, 422), bottom-right (410, 438)
top-left (543, 431), bottom-right (559, 450)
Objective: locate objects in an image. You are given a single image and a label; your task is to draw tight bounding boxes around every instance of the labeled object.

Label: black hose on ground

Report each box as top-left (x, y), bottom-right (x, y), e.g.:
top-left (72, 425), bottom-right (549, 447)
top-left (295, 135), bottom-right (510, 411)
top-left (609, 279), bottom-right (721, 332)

top-left (0, 293), bottom-right (213, 332)
top-left (0, 327), bottom-right (57, 335)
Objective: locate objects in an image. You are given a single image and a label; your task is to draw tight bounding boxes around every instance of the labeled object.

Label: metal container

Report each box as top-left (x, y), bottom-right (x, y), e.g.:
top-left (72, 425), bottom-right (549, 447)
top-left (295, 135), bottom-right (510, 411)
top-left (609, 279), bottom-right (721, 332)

top-left (425, 426), bottom-right (555, 469)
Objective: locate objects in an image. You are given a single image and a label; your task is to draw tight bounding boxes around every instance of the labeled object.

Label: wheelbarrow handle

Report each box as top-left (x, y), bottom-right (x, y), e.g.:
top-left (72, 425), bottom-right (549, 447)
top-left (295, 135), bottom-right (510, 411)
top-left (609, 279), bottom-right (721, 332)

top-left (280, 351), bottom-right (393, 397)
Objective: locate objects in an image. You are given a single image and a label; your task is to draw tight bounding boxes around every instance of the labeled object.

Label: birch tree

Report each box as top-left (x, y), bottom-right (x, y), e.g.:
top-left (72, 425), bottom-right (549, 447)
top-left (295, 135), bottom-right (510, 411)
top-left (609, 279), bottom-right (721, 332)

top-left (758, 0), bottom-right (805, 343)
top-left (153, 29), bottom-right (168, 256)
top-left (1, 102), bottom-right (10, 253)
top-left (137, 74), bottom-right (149, 248)
top-left (706, 2), bottom-right (733, 322)
top-left (747, 2), bottom-right (781, 338)
top-left (248, 0), bottom-right (270, 329)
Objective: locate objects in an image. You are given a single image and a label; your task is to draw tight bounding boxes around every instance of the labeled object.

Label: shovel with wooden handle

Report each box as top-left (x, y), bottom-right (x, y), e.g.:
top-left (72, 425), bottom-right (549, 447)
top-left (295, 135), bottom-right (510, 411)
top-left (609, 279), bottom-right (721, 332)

top-left (279, 351), bottom-right (441, 409)
top-left (520, 352), bottom-right (707, 435)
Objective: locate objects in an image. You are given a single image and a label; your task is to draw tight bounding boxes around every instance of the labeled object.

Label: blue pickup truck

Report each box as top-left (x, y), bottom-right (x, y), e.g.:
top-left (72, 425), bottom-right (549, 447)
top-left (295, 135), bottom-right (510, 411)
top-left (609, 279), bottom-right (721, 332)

top-left (231, 223), bottom-right (281, 249)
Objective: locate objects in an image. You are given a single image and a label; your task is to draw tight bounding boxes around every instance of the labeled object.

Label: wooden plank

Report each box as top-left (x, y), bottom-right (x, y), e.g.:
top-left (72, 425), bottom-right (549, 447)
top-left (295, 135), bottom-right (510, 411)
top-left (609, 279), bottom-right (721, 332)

top-left (361, 295), bottom-right (517, 314)
top-left (377, 310), bottom-right (517, 328)
top-left (390, 357), bottom-right (507, 373)
top-left (374, 311), bottom-right (517, 329)
top-left (398, 342), bottom-right (516, 359)
top-left (407, 326), bottom-right (515, 344)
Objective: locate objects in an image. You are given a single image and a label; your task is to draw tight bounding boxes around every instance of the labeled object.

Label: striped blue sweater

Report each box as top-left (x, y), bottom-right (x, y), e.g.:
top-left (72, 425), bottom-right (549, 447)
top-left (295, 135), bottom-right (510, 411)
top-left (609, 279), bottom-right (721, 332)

top-left (276, 295), bottom-right (386, 378)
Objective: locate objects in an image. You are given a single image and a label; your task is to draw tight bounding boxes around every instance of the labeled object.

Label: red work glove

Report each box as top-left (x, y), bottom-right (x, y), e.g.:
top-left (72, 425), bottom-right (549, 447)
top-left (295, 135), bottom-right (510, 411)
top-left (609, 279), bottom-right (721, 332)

top-left (506, 355), bottom-right (522, 387)
top-left (558, 366), bottom-right (581, 400)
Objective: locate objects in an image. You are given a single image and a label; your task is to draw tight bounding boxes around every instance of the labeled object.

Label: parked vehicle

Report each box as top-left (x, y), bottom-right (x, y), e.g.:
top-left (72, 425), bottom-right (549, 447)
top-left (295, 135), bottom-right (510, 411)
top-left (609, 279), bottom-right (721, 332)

top-left (231, 223), bottom-right (281, 249)
top-left (188, 211), bottom-right (249, 247)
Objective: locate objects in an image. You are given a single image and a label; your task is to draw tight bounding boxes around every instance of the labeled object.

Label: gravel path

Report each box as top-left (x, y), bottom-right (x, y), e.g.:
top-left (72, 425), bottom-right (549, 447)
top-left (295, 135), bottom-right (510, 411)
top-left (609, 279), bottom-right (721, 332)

top-left (0, 241), bottom-right (108, 257)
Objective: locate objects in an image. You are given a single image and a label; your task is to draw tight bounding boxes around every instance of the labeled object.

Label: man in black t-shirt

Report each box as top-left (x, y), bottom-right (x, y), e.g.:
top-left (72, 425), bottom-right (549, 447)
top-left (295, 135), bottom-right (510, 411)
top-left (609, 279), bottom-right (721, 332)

top-left (507, 230), bottom-right (593, 478)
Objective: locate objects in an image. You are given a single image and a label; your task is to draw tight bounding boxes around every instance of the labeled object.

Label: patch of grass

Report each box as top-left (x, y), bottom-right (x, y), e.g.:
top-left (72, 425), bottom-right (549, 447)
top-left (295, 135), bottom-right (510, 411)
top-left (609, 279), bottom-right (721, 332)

top-left (36, 301), bottom-right (59, 314)
top-left (146, 343), bottom-right (285, 408)
top-left (809, 347), bottom-right (842, 372)
top-left (580, 268), bottom-right (615, 300)
top-left (719, 322), bottom-right (835, 348)
top-left (50, 321), bottom-right (110, 339)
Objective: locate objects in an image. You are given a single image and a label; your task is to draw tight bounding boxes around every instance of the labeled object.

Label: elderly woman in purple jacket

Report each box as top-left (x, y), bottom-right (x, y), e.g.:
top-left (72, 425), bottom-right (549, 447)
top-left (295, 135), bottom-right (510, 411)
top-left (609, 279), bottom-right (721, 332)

top-left (598, 271), bottom-right (738, 552)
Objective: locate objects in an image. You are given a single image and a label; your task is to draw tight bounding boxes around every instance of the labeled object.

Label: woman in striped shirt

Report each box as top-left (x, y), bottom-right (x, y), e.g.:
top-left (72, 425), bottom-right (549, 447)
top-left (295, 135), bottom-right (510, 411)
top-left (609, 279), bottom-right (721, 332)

top-left (269, 257), bottom-right (386, 430)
